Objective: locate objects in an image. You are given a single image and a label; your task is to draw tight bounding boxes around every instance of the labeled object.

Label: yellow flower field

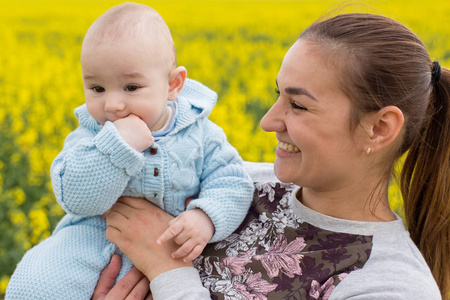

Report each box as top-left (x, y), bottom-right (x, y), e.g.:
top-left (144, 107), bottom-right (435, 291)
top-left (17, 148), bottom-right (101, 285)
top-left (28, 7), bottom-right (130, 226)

top-left (1, 0), bottom-right (449, 296)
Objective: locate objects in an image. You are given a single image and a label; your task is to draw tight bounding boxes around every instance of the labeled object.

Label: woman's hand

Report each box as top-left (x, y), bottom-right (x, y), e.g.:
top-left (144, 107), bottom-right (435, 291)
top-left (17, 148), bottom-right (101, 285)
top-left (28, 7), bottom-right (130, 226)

top-left (92, 254), bottom-right (151, 300)
top-left (105, 196), bottom-right (193, 281)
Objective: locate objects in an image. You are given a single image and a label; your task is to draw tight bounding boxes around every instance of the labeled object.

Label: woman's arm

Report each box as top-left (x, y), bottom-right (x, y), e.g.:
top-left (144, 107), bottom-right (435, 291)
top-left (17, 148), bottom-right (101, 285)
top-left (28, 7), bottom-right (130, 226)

top-left (103, 197), bottom-right (210, 299)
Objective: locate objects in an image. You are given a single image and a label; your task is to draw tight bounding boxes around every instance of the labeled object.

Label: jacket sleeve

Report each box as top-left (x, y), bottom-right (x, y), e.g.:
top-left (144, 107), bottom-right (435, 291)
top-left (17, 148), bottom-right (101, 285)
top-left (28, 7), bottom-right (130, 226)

top-left (51, 121), bottom-right (145, 216)
top-left (186, 120), bottom-right (254, 242)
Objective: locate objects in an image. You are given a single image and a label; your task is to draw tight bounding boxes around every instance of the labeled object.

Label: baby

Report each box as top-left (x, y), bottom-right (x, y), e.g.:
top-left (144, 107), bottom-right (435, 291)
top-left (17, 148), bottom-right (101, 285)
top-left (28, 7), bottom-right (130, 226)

top-left (6, 3), bottom-right (254, 299)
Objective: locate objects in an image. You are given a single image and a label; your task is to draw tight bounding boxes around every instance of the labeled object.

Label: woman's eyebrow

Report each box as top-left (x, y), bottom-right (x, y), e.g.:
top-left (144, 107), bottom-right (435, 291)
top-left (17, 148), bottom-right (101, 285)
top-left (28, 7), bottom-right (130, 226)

top-left (275, 79), bottom-right (317, 101)
top-left (285, 87), bottom-right (317, 101)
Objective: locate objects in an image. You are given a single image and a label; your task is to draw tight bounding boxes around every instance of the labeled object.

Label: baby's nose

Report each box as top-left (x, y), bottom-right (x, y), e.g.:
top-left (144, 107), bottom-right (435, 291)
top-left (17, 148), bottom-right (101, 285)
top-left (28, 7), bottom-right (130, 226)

top-left (105, 93), bottom-right (125, 113)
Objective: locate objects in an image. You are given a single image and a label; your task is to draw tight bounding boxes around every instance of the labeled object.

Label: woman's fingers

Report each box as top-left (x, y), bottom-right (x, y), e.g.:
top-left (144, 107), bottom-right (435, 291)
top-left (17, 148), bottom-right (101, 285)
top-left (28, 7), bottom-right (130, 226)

top-left (123, 272), bottom-right (150, 300)
top-left (105, 222), bottom-right (122, 244)
top-left (108, 202), bottom-right (132, 218)
top-left (92, 255), bottom-right (150, 300)
top-left (108, 267), bottom-right (147, 299)
top-left (92, 254), bottom-right (122, 300)
top-left (116, 196), bottom-right (148, 209)
top-left (108, 197), bottom-right (144, 218)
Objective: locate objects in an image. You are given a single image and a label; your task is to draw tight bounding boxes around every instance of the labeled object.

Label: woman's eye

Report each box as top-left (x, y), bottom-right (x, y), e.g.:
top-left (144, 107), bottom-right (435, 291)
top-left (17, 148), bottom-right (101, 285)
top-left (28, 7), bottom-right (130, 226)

top-left (275, 87), bottom-right (280, 95)
top-left (92, 86), bottom-right (105, 93)
top-left (125, 85), bottom-right (139, 92)
top-left (290, 101), bottom-right (307, 110)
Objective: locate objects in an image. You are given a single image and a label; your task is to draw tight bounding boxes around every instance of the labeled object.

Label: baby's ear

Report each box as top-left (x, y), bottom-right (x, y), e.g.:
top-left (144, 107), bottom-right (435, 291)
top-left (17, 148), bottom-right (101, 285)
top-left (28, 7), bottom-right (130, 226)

top-left (168, 66), bottom-right (187, 101)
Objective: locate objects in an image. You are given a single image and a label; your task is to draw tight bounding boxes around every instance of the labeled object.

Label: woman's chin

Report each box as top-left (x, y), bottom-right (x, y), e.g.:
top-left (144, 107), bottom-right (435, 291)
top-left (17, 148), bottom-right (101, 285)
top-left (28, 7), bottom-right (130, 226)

top-left (273, 159), bottom-right (298, 184)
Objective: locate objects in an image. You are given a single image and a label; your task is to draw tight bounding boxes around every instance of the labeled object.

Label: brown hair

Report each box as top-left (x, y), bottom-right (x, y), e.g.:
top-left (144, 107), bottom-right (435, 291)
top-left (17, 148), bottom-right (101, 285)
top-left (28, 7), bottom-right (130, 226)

top-left (299, 13), bottom-right (449, 298)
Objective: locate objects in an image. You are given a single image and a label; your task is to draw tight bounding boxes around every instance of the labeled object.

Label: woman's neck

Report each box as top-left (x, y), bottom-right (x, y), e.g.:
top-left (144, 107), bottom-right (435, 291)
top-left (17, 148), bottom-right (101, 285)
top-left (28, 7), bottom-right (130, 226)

top-left (298, 184), bottom-right (396, 222)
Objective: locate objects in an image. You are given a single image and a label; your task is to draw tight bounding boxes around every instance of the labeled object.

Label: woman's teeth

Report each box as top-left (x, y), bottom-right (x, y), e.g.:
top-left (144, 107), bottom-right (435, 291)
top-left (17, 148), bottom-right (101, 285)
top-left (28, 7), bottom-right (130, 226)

top-left (279, 141), bottom-right (300, 153)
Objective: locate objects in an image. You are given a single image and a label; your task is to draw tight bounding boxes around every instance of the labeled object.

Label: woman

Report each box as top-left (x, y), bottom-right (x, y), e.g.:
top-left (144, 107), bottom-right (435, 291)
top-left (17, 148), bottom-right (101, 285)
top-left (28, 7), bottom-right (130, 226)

top-left (96, 12), bottom-right (449, 299)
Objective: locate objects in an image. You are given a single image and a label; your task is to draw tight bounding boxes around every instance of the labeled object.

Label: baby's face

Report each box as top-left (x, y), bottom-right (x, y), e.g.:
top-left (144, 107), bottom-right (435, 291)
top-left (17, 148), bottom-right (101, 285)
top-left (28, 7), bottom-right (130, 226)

top-left (81, 39), bottom-right (172, 131)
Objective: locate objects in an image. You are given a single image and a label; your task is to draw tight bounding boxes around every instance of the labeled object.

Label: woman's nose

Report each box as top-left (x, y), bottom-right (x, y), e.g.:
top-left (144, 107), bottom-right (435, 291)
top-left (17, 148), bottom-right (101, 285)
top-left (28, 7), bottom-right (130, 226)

top-left (260, 99), bottom-right (286, 133)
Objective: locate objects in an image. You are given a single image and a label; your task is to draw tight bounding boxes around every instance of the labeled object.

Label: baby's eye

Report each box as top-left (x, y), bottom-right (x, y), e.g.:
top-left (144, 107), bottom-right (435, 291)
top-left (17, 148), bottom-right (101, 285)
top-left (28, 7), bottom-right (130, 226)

top-left (125, 85), bottom-right (139, 92)
top-left (275, 87), bottom-right (280, 95)
top-left (92, 86), bottom-right (105, 93)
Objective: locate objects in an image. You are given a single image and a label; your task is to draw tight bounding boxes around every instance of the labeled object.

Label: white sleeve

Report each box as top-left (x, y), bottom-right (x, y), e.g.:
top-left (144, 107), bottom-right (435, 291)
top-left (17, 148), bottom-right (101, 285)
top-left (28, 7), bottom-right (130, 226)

top-left (242, 161), bottom-right (278, 182)
top-left (150, 267), bottom-right (211, 300)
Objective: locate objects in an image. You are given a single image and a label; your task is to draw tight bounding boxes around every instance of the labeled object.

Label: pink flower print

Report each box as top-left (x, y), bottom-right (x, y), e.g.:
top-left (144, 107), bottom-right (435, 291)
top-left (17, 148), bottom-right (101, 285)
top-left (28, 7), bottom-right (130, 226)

top-left (309, 277), bottom-right (335, 300)
top-left (253, 233), bottom-right (306, 278)
top-left (337, 272), bottom-right (349, 281)
top-left (220, 256), bottom-right (252, 275)
top-left (233, 272), bottom-right (278, 300)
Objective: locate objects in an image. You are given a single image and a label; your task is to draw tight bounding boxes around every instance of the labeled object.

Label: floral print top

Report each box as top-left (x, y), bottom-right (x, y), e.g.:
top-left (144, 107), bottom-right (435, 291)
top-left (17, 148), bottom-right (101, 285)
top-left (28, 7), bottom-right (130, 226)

top-left (195, 182), bottom-right (373, 300)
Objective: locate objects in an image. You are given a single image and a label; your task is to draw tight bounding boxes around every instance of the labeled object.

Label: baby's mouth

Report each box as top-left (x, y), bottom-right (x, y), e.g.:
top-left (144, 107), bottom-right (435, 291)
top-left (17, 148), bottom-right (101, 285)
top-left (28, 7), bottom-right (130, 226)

top-left (279, 141), bottom-right (300, 153)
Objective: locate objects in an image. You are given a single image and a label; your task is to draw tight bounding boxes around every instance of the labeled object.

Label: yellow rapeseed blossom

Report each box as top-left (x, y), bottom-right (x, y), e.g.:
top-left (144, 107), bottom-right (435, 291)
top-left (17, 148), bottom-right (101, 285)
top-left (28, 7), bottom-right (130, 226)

top-left (6, 188), bottom-right (26, 206)
top-left (0, 174), bottom-right (3, 195)
top-left (28, 209), bottom-right (51, 244)
top-left (10, 210), bottom-right (27, 227)
top-left (0, 276), bottom-right (9, 295)
top-left (1, 0), bottom-right (449, 294)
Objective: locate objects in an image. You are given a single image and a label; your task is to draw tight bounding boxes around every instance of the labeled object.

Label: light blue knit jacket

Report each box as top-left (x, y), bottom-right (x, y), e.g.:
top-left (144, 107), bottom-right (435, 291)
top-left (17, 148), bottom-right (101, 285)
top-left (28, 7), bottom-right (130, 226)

top-left (51, 78), bottom-right (254, 242)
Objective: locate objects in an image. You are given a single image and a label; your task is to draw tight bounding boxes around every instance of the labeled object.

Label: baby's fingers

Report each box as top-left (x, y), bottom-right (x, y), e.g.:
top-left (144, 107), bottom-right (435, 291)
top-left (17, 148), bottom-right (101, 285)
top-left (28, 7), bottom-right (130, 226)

top-left (171, 241), bottom-right (195, 260)
top-left (182, 244), bottom-right (204, 262)
top-left (157, 221), bottom-right (183, 245)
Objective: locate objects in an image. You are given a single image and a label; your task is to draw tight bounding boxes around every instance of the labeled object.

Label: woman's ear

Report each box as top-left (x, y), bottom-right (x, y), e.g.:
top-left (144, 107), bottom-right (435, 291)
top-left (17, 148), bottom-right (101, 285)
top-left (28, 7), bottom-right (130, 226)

top-left (168, 66), bottom-right (187, 101)
top-left (364, 106), bottom-right (404, 154)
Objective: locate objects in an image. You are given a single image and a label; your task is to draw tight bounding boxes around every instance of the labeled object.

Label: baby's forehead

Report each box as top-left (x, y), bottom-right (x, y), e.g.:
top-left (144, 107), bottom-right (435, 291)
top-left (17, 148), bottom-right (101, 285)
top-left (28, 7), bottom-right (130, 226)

top-left (85, 13), bottom-right (168, 44)
top-left (81, 32), bottom-right (175, 74)
top-left (84, 29), bottom-right (158, 49)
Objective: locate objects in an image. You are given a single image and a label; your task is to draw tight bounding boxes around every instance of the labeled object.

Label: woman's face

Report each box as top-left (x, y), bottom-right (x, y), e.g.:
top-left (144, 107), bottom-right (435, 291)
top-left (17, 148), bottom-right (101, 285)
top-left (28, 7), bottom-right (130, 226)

top-left (260, 39), bottom-right (368, 191)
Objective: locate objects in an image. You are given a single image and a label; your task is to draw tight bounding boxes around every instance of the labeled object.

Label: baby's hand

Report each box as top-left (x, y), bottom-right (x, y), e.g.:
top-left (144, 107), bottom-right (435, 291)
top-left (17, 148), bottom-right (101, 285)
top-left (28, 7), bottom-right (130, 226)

top-left (157, 209), bottom-right (214, 262)
top-left (114, 114), bottom-right (154, 152)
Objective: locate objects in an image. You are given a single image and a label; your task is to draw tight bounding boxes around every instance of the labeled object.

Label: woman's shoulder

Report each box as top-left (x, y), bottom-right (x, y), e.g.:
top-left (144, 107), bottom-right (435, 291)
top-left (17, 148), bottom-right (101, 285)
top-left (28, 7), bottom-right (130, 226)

top-left (329, 228), bottom-right (441, 299)
top-left (330, 241), bottom-right (441, 299)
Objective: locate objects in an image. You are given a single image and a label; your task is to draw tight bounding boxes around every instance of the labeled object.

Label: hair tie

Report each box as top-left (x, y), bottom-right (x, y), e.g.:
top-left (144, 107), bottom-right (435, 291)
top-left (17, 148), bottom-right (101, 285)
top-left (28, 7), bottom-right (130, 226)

top-left (431, 61), bottom-right (441, 84)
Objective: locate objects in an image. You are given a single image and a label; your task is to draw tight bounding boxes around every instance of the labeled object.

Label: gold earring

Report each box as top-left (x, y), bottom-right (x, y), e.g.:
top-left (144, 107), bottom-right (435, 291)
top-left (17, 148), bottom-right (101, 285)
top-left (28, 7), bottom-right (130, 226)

top-left (366, 147), bottom-right (372, 156)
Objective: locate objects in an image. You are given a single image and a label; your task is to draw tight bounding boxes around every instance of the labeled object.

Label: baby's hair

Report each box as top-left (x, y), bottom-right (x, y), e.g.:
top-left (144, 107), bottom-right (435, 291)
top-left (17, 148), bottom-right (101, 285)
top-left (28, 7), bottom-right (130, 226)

top-left (82, 2), bottom-right (176, 70)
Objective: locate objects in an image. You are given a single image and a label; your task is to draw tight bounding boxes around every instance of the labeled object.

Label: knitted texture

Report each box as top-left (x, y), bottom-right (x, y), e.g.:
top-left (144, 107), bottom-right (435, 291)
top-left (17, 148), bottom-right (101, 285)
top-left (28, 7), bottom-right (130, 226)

top-left (6, 79), bottom-right (254, 299)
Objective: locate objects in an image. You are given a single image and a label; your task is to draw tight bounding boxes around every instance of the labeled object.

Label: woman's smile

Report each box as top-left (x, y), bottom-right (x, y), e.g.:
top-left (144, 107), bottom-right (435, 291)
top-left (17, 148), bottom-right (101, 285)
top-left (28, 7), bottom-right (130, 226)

top-left (278, 141), bottom-right (300, 153)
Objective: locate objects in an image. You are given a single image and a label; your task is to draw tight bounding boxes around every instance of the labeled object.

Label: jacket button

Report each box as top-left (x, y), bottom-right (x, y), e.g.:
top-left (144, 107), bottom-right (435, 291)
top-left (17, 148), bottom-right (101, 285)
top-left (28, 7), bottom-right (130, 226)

top-left (150, 148), bottom-right (157, 155)
top-left (154, 168), bottom-right (159, 176)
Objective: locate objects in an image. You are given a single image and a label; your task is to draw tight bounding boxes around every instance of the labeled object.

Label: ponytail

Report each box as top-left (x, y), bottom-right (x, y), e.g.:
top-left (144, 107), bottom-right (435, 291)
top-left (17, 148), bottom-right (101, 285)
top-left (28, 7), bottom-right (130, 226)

top-left (401, 66), bottom-right (450, 299)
